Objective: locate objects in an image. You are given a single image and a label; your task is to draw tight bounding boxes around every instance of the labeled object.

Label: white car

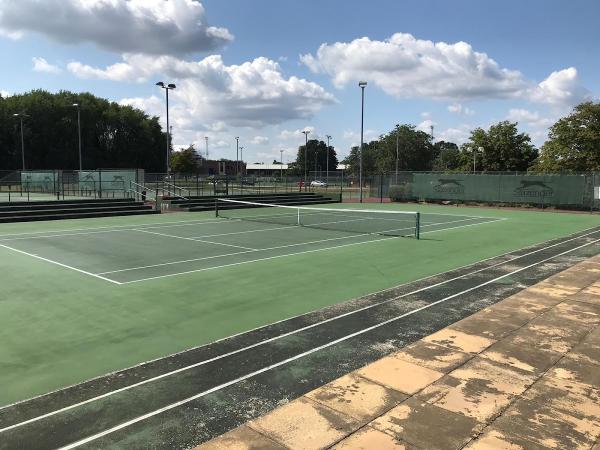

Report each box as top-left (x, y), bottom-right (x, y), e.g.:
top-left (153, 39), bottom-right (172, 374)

top-left (310, 180), bottom-right (327, 187)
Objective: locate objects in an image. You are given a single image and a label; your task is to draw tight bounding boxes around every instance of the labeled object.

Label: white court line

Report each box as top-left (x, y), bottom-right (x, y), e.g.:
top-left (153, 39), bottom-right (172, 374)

top-left (118, 217), bottom-right (506, 283)
top-left (0, 217), bottom-right (233, 239)
top-left (2, 225), bottom-right (598, 433)
top-left (99, 217), bottom-right (504, 277)
top-left (133, 229), bottom-right (256, 251)
top-left (0, 244), bottom-right (122, 285)
top-left (54, 236), bottom-right (600, 449)
top-left (0, 219), bottom-right (246, 242)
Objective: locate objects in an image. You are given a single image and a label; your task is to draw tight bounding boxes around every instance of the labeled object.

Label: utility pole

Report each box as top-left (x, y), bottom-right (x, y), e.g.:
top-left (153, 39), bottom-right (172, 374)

top-left (325, 135), bottom-right (332, 187)
top-left (235, 137), bottom-right (239, 176)
top-left (301, 130), bottom-right (310, 192)
top-left (156, 82), bottom-right (176, 175)
top-left (358, 81), bottom-right (367, 203)
top-left (280, 149), bottom-right (284, 181)
top-left (395, 126), bottom-right (399, 184)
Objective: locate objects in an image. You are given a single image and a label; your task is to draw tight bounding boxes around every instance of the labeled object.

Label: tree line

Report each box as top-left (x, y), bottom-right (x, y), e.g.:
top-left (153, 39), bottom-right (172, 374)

top-left (330, 101), bottom-right (600, 175)
top-left (0, 90), bottom-right (167, 173)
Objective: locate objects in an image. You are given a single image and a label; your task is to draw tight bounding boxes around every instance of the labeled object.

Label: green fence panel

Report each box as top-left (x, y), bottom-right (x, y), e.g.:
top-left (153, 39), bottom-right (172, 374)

top-left (409, 173), bottom-right (589, 207)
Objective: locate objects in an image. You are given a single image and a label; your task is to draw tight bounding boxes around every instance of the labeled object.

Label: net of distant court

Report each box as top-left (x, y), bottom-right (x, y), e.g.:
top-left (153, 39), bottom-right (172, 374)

top-left (215, 198), bottom-right (421, 239)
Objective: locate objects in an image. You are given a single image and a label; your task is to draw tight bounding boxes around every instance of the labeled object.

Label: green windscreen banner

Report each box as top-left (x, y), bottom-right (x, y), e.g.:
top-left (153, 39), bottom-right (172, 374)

top-left (77, 170), bottom-right (139, 192)
top-left (410, 173), bottom-right (588, 206)
top-left (20, 171), bottom-right (61, 192)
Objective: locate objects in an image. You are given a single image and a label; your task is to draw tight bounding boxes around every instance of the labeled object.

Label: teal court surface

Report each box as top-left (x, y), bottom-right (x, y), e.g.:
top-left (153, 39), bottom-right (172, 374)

top-left (0, 205), bottom-right (502, 284)
top-left (0, 202), bottom-right (599, 448)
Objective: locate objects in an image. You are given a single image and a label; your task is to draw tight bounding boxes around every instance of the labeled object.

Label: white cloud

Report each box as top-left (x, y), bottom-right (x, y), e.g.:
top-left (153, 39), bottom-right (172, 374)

top-left (302, 33), bottom-right (590, 107)
top-left (251, 136), bottom-right (269, 145)
top-left (437, 125), bottom-right (472, 144)
top-left (342, 129), bottom-right (379, 147)
top-left (109, 55), bottom-right (334, 128)
top-left (448, 103), bottom-right (474, 115)
top-left (529, 67), bottom-right (591, 106)
top-left (417, 119), bottom-right (436, 134)
top-left (0, 90), bottom-right (10, 98)
top-left (32, 57), bottom-right (61, 74)
top-left (506, 109), bottom-right (553, 129)
top-left (280, 127), bottom-right (316, 140)
top-left (0, 0), bottom-right (232, 56)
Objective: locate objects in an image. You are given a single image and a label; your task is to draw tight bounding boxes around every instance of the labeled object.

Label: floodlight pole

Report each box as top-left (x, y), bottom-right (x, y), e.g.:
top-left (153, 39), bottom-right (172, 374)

top-left (235, 137), bottom-right (239, 176)
top-left (205, 136), bottom-right (209, 159)
top-left (280, 149), bottom-right (284, 180)
top-left (395, 127), bottom-right (399, 184)
top-left (239, 147), bottom-right (244, 176)
top-left (326, 135), bottom-right (331, 187)
top-left (302, 130), bottom-right (310, 192)
top-left (73, 104), bottom-right (82, 171)
top-left (156, 81), bottom-right (176, 175)
top-left (359, 81), bottom-right (367, 203)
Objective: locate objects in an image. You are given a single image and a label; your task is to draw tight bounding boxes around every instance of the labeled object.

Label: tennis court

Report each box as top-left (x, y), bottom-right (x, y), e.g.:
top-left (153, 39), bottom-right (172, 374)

top-left (2, 200), bottom-right (600, 448)
top-left (0, 201), bottom-right (501, 284)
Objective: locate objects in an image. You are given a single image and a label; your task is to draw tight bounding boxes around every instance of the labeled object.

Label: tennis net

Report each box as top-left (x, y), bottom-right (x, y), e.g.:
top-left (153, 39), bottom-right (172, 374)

top-left (215, 198), bottom-right (420, 238)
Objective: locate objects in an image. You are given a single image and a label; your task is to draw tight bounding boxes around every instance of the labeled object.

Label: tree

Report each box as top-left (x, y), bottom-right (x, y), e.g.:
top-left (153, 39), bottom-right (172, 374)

top-left (431, 141), bottom-right (464, 171)
top-left (292, 139), bottom-right (338, 177)
top-left (343, 141), bottom-right (378, 176)
top-left (0, 90), bottom-right (167, 172)
top-left (463, 121), bottom-right (537, 172)
top-left (170, 145), bottom-right (199, 173)
top-left (533, 102), bottom-right (600, 172)
top-left (343, 124), bottom-right (436, 175)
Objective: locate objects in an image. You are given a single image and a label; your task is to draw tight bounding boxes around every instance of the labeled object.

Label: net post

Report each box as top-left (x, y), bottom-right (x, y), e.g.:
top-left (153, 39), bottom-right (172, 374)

top-left (415, 212), bottom-right (420, 240)
top-left (215, 198), bottom-right (219, 217)
top-left (297, 207), bottom-right (300, 226)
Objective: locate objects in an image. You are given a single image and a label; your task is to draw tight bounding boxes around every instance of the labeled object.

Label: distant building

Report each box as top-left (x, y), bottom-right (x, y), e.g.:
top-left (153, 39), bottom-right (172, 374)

top-left (245, 163), bottom-right (288, 176)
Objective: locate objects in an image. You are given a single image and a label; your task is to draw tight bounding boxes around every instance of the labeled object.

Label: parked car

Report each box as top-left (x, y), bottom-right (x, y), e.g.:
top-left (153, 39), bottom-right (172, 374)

top-left (310, 180), bottom-right (327, 187)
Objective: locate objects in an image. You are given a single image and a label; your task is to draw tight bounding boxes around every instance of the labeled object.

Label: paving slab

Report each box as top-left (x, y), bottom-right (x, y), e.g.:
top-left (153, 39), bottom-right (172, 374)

top-left (248, 397), bottom-right (361, 450)
top-left (463, 428), bottom-right (551, 450)
top-left (547, 355), bottom-right (600, 388)
top-left (527, 282), bottom-right (581, 298)
top-left (305, 373), bottom-right (408, 423)
top-left (443, 357), bottom-right (536, 396)
top-left (394, 341), bottom-right (473, 373)
top-left (193, 425), bottom-right (287, 450)
top-left (421, 328), bottom-right (495, 354)
top-left (356, 357), bottom-right (444, 395)
top-left (523, 375), bottom-right (600, 424)
top-left (415, 372), bottom-right (515, 423)
top-left (504, 319), bottom-right (587, 354)
top-left (331, 426), bottom-right (414, 449)
top-left (370, 397), bottom-right (483, 450)
top-left (449, 306), bottom-right (532, 341)
top-left (493, 398), bottom-right (600, 449)
top-left (479, 338), bottom-right (563, 376)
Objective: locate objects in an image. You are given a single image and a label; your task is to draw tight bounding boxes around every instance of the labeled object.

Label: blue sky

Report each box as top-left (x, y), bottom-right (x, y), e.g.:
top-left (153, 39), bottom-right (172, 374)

top-left (1, 0), bottom-right (598, 164)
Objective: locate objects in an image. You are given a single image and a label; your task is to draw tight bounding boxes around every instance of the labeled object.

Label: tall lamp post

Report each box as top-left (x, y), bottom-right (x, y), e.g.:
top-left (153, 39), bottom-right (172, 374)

top-left (280, 149), bottom-right (284, 181)
top-left (239, 147), bottom-right (244, 176)
top-left (302, 130), bottom-right (310, 192)
top-left (325, 135), bottom-right (332, 187)
top-left (12, 113), bottom-right (28, 171)
top-left (156, 81), bottom-right (176, 175)
top-left (358, 81), bottom-right (367, 203)
top-left (72, 104), bottom-right (83, 172)
top-left (204, 136), bottom-right (209, 159)
top-left (395, 125), bottom-right (399, 184)
top-left (235, 137), bottom-right (239, 176)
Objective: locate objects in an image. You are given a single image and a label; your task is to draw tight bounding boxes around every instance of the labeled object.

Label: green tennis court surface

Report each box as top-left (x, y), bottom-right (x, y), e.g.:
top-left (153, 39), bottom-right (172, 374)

top-left (0, 203), bottom-right (598, 407)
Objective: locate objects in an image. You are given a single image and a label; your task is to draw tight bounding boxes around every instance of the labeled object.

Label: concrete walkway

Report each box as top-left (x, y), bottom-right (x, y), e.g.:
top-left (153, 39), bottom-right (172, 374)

top-left (196, 256), bottom-right (600, 450)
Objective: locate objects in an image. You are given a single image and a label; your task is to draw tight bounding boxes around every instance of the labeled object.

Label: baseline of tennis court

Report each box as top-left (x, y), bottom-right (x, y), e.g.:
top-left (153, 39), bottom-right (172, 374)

top-left (0, 210), bottom-right (503, 284)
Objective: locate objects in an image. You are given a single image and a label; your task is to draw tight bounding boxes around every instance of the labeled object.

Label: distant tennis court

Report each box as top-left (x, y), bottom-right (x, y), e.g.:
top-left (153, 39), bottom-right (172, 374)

top-left (0, 201), bottom-right (501, 284)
